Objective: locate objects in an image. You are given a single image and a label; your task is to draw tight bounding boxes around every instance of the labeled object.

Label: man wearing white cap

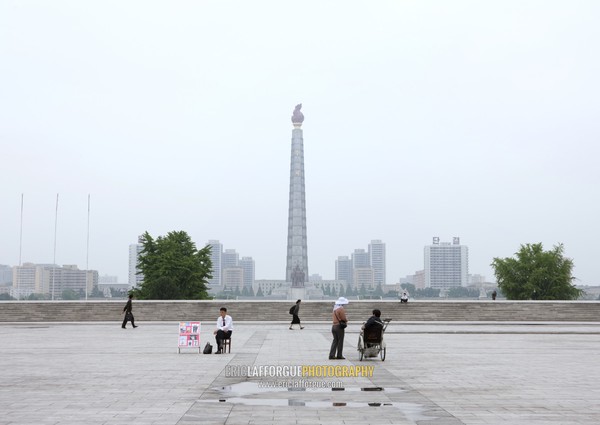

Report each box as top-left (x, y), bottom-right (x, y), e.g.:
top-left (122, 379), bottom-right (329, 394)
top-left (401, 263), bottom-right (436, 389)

top-left (329, 297), bottom-right (349, 360)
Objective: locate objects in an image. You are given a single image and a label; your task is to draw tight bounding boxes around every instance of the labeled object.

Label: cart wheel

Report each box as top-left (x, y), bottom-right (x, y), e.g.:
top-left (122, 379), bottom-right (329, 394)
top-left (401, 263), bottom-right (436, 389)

top-left (380, 347), bottom-right (386, 361)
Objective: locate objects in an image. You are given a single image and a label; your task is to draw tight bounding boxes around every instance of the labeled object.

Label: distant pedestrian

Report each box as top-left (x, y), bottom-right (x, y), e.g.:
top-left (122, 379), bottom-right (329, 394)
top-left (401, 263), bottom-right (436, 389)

top-left (329, 297), bottom-right (349, 360)
top-left (400, 291), bottom-right (409, 303)
top-left (289, 299), bottom-right (304, 330)
top-left (122, 294), bottom-right (138, 329)
top-left (492, 290), bottom-right (497, 301)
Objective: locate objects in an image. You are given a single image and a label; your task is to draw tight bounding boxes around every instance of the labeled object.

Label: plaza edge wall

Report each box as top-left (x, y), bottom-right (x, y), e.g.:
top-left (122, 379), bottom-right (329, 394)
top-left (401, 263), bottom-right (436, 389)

top-left (0, 300), bottom-right (599, 323)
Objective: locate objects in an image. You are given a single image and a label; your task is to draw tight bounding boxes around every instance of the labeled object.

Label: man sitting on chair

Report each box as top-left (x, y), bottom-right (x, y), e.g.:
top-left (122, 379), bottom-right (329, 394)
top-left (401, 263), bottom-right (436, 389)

top-left (213, 307), bottom-right (233, 354)
top-left (362, 309), bottom-right (384, 346)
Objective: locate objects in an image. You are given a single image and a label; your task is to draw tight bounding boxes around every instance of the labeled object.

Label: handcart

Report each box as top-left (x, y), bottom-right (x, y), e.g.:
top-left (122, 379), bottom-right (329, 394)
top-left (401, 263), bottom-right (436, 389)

top-left (357, 318), bottom-right (391, 361)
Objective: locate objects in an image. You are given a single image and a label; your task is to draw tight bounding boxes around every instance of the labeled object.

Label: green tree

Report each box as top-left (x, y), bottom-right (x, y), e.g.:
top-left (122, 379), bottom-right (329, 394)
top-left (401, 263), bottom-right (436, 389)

top-left (61, 289), bottom-right (80, 300)
top-left (0, 293), bottom-right (15, 300)
top-left (256, 287), bottom-right (264, 297)
top-left (491, 243), bottom-right (582, 300)
top-left (133, 231), bottom-right (212, 300)
top-left (447, 286), bottom-right (479, 298)
top-left (384, 290), bottom-right (399, 298)
top-left (415, 288), bottom-right (440, 298)
top-left (27, 293), bottom-right (50, 300)
top-left (111, 288), bottom-right (127, 298)
top-left (89, 286), bottom-right (104, 298)
top-left (400, 283), bottom-right (416, 294)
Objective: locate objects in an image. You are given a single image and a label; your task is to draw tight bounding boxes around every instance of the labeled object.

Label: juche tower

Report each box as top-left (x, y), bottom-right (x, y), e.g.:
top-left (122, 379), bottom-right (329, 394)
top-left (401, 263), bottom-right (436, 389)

top-left (286, 104), bottom-right (308, 299)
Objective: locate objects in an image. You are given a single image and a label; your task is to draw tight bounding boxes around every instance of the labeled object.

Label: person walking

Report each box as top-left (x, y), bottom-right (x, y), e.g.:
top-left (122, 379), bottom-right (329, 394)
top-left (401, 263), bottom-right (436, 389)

top-left (121, 294), bottom-right (138, 329)
top-left (329, 297), bottom-right (349, 360)
top-left (289, 299), bottom-right (304, 330)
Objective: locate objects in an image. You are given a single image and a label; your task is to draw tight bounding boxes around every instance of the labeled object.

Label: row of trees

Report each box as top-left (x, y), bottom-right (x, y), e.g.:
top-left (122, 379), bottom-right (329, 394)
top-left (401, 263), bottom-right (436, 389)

top-left (0, 287), bottom-right (105, 301)
top-left (128, 231), bottom-right (582, 301)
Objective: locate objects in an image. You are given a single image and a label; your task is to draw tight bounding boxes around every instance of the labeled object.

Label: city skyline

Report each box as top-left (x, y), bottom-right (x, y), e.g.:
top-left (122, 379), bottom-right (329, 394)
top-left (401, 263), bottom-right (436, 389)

top-left (3, 235), bottom-right (484, 288)
top-left (1, 2), bottom-right (598, 287)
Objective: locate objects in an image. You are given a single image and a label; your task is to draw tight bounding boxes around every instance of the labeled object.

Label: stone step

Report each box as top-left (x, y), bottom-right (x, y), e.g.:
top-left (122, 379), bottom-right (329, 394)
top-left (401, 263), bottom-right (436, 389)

top-left (1, 300), bottom-right (599, 323)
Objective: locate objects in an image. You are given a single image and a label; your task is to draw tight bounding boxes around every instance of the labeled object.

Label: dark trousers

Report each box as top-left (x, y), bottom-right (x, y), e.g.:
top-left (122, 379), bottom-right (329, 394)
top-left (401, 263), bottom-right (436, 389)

top-left (329, 325), bottom-right (345, 358)
top-left (215, 330), bottom-right (232, 350)
top-left (122, 312), bottom-right (135, 328)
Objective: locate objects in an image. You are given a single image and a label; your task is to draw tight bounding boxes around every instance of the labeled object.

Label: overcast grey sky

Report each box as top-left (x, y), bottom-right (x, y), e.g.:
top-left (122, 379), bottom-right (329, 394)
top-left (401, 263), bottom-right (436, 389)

top-left (1, 1), bottom-right (599, 286)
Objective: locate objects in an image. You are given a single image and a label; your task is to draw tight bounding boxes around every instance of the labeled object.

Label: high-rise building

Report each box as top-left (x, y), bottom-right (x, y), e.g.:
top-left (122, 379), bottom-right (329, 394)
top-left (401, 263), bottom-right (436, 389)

top-left (11, 263), bottom-right (38, 299)
top-left (414, 270), bottom-right (426, 289)
top-left (309, 273), bottom-right (322, 282)
top-left (239, 257), bottom-right (255, 290)
top-left (128, 236), bottom-right (144, 288)
top-left (351, 249), bottom-right (369, 269)
top-left (285, 104), bottom-right (308, 287)
top-left (46, 265), bottom-right (98, 299)
top-left (222, 267), bottom-right (244, 291)
top-left (11, 263), bottom-right (97, 299)
top-left (206, 240), bottom-right (223, 287)
top-left (368, 240), bottom-right (386, 286)
top-left (98, 275), bottom-right (118, 284)
top-left (468, 274), bottom-right (486, 285)
top-left (222, 249), bottom-right (239, 269)
top-left (335, 256), bottom-right (353, 287)
top-left (353, 267), bottom-right (375, 290)
top-left (424, 237), bottom-right (468, 289)
top-left (0, 264), bottom-right (12, 285)
top-left (221, 249), bottom-right (241, 291)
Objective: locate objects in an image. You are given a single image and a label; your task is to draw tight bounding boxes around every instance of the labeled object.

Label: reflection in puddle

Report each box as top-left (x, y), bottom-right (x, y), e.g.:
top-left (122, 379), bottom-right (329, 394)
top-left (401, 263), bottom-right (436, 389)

top-left (199, 397), bottom-right (434, 421)
top-left (361, 387), bottom-right (384, 391)
top-left (203, 382), bottom-right (435, 422)
top-left (217, 382), bottom-right (404, 395)
top-left (205, 398), bottom-right (391, 408)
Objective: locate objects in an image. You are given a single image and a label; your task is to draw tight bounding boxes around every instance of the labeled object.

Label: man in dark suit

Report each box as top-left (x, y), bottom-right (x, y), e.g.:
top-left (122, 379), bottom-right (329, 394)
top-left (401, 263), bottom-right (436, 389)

top-left (122, 294), bottom-right (138, 329)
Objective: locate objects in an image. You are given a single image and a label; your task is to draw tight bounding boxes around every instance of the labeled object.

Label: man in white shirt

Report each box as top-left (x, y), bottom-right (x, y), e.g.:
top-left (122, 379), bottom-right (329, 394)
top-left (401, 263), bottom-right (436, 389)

top-left (213, 307), bottom-right (233, 354)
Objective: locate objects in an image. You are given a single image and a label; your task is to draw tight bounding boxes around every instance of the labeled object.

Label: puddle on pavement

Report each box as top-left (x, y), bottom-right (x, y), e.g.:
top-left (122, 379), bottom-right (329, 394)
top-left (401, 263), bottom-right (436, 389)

top-left (203, 382), bottom-right (435, 422)
top-left (210, 397), bottom-right (392, 407)
top-left (217, 382), bottom-right (404, 395)
top-left (201, 397), bottom-right (434, 422)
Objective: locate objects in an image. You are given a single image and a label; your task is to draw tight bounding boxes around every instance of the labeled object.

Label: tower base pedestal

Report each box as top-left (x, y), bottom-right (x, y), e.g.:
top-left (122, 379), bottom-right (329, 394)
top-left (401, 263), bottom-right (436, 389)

top-left (289, 286), bottom-right (306, 301)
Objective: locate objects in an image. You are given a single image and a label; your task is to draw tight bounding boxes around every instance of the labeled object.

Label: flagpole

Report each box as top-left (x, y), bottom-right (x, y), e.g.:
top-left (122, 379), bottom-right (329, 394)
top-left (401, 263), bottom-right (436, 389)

top-left (19, 194), bottom-right (24, 266)
top-left (86, 194), bottom-right (90, 300)
top-left (16, 193), bottom-right (24, 300)
top-left (52, 194), bottom-right (59, 301)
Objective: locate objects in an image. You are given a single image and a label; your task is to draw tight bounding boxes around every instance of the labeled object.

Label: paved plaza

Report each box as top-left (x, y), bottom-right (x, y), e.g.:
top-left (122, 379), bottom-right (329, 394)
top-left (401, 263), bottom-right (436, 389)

top-left (1, 321), bottom-right (600, 425)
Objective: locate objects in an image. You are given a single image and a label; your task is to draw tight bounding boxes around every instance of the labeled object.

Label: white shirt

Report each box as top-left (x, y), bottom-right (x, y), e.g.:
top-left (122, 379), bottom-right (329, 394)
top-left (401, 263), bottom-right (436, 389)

top-left (216, 314), bottom-right (233, 332)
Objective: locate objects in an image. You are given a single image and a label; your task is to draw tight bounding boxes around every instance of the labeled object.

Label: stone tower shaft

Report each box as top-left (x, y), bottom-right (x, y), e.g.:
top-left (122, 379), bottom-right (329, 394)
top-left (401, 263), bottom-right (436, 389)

top-left (286, 108), bottom-right (308, 287)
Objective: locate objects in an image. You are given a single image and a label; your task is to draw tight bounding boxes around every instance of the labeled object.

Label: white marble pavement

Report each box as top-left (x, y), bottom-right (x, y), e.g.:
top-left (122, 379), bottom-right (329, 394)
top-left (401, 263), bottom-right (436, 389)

top-left (1, 321), bottom-right (600, 425)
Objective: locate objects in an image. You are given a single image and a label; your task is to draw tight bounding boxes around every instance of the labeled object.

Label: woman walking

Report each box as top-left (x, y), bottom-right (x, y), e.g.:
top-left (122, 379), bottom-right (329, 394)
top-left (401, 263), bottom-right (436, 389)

top-left (289, 299), bottom-right (304, 330)
top-left (329, 297), bottom-right (348, 360)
